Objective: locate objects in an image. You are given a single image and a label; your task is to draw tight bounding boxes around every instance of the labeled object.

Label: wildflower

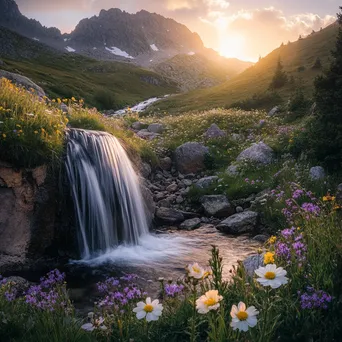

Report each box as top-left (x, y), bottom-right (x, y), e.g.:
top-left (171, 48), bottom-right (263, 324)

top-left (34, 131), bottom-right (38, 134)
top-left (255, 264), bottom-right (288, 289)
top-left (186, 262), bottom-right (205, 279)
top-left (301, 202), bottom-right (320, 215)
top-left (333, 204), bottom-right (342, 211)
top-left (268, 236), bottom-right (277, 244)
top-left (323, 195), bottom-right (335, 202)
top-left (26, 113), bottom-right (34, 117)
top-left (2, 134), bottom-right (6, 138)
top-left (164, 284), bottom-right (184, 297)
top-left (196, 290), bottom-right (223, 314)
top-left (230, 302), bottom-right (259, 332)
top-left (133, 297), bottom-right (163, 321)
top-left (299, 288), bottom-right (332, 310)
top-left (264, 252), bottom-right (275, 265)
top-left (71, 97), bottom-right (76, 101)
top-left (81, 317), bottom-right (107, 331)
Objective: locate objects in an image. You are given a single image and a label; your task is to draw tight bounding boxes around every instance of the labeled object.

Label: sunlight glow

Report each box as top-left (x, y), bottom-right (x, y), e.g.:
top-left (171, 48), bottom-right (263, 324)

top-left (219, 34), bottom-right (253, 61)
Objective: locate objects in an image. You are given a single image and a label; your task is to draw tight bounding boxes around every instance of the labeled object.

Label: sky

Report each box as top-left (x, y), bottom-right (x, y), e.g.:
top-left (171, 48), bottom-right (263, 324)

top-left (16, 0), bottom-right (339, 62)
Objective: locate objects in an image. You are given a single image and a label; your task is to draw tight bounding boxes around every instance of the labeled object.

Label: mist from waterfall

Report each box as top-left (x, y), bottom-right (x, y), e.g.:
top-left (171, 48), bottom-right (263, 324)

top-left (65, 129), bottom-right (150, 259)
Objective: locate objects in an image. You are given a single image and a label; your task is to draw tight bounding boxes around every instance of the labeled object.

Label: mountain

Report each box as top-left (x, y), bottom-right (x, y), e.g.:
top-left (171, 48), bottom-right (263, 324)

top-left (153, 53), bottom-right (253, 91)
top-left (0, 0), bottom-right (251, 87)
top-left (149, 22), bottom-right (339, 113)
top-left (0, 26), bottom-right (177, 109)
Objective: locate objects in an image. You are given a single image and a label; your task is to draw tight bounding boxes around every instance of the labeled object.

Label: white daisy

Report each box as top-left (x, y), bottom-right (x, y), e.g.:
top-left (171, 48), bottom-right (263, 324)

top-left (133, 297), bottom-right (163, 322)
top-left (81, 317), bottom-right (107, 331)
top-left (196, 290), bottom-right (223, 314)
top-left (186, 262), bottom-right (205, 279)
top-left (230, 302), bottom-right (259, 332)
top-left (255, 264), bottom-right (288, 289)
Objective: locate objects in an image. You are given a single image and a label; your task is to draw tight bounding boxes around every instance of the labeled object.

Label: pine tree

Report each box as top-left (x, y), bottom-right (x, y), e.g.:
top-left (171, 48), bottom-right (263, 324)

top-left (269, 57), bottom-right (288, 89)
top-left (312, 57), bottom-right (322, 69)
top-left (308, 7), bottom-right (342, 168)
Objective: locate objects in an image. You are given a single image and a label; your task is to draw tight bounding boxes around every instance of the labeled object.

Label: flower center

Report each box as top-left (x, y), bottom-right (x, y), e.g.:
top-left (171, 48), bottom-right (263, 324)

top-left (144, 304), bottom-right (154, 313)
top-left (204, 298), bottom-right (217, 307)
top-left (236, 311), bottom-right (248, 321)
top-left (265, 271), bottom-right (276, 280)
top-left (193, 266), bottom-right (201, 273)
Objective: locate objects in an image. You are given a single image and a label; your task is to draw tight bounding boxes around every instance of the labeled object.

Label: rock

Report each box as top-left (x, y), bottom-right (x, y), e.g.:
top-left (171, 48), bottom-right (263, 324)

top-left (132, 122), bottom-right (145, 130)
top-left (236, 142), bottom-right (274, 165)
top-left (253, 234), bottom-right (269, 243)
top-left (148, 123), bottom-right (164, 134)
top-left (204, 124), bottom-right (226, 139)
top-left (0, 70), bottom-right (45, 98)
top-left (226, 164), bottom-right (239, 176)
top-left (160, 157), bottom-right (172, 171)
top-left (183, 179), bottom-right (193, 187)
top-left (157, 199), bottom-right (171, 208)
top-left (180, 211), bottom-right (201, 219)
top-left (176, 196), bottom-right (184, 204)
top-left (137, 130), bottom-right (159, 140)
top-left (231, 133), bottom-right (243, 142)
top-left (309, 102), bottom-right (317, 116)
top-left (174, 142), bottom-right (209, 174)
top-left (60, 103), bottom-right (69, 113)
top-left (268, 106), bottom-right (279, 117)
top-left (309, 166), bottom-right (325, 181)
top-left (141, 163), bottom-right (152, 179)
top-left (236, 206), bottom-right (244, 213)
top-left (179, 218), bottom-right (201, 230)
top-left (216, 211), bottom-right (259, 235)
top-left (195, 176), bottom-right (218, 189)
top-left (200, 195), bottom-right (234, 218)
top-left (5, 276), bottom-right (31, 295)
top-left (140, 185), bottom-right (156, 223)
top-left (155, 208), bottom-right (185, 225)
top-left (243, 254), bottom-right (263, 277)
top-left (154, 192), bottom-right (166, 201)
top-left (166, 183), bottom-right (178, 193)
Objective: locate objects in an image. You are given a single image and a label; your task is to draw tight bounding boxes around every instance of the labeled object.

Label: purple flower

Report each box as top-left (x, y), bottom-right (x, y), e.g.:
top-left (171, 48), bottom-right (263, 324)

top-left (299, 288), bottom-right (332, 310)
top-left (292, 189), bottom-right (304, 199)
top-left (275, 242), bottom-right (291, 263)
top-left (281, 227), bottom-right (296, 239)
top-left (301, 203), bottom-right (320, 215)
top-left (164, 284), bottom-right (184, 298)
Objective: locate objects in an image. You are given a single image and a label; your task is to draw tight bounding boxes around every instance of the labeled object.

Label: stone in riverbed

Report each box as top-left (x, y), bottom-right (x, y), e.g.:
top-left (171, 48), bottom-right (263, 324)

top-left (179, 218), bottom-right (201, 230)
top-left (243, 254), bottom-right (264, 277)
top-left (216, 211), bottom-right (259, 235)
top-left (200, 195), bottom-right (234, 218)
top-left (155, 208), bottom-right (184, 225)
top-left (195, 176), bottom-right (218, 189)
top-left (174, 142), bottom-right (209, 174)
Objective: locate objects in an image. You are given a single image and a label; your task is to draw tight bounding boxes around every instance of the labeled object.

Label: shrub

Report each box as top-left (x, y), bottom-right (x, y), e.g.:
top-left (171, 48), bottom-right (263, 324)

top-left (229, 92), bottom-right (282, 111)
top-left (269, 57), bottom-right (288, 90)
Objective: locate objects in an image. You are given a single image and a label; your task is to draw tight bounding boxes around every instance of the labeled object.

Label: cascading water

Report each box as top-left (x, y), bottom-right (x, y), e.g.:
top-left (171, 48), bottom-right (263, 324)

top-left (65, 129), bottom-right (150, 259)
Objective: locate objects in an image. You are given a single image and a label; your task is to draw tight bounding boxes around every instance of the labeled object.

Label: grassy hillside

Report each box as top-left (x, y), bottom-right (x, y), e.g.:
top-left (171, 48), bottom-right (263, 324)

top-left (148, 22), bottom-right (338, 114)
top-left (0, 27), bottom-right (177, 110)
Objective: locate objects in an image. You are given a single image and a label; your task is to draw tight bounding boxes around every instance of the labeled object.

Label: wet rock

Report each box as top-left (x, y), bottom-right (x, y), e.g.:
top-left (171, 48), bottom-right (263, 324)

top-left (179, 218), bottom-right (201, 230)
top-left (236, 206), bottom-right (244, 213)
top-left (6, 276), bottom-right (31, 295)
top-left (154, 192), bottom-right (166, 201)
top-left (243, 254), bottom-right (263, 277)
top-left (140, 185), bottom-right (155, 223)
top-left (195, 176), bottom-right (218, 189)
top-left (204, 124), bottom-right (226, 139)
top-left (180, 211), bottom-right (201, 219)
top-left (174, 142), bottom-right (209, 174)
top-left (268, 106), bottom-right (279, 117)
top-left (155, 208), bottom-right (184, 225)
top-left (176, 196), bottom-right (184, 204)
top-left (157, 199), bottom-right (171, 208)
top-left (253, 234), bottom-right (269, 243)
top-left (132, 122), bottom-right (145, 130)
top-left (166, 183), bottom-right (178, 193)
top-left (200, 195), bottom-right (234, 218)
top-left (216, 211), bottom-right (259, 235)
top-left (141, 162), bottom-right (152, 178)
top-left (309, 166), bottom-right (325, 181)
top-left (160, 157), bottom-right (172, 171)
top-left (236, 142), bottom-right (274, 165)
top-left (148, 123), bottom-right (164, 134)
top-left (183, 179), bottom-right (193, 187)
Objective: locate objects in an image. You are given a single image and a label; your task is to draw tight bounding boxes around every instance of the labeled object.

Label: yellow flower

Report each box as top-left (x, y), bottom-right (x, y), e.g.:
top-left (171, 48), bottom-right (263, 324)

top-left (2, 134), bottom-right (6, 138)
top-left (264, 252), bottom-right (275, 265)
top-left (57, 98), bottom-right (61, 104)
top-left (267, 236), bottom-right (277, 244)
top-left (333, 205), bottom-right (342, 211)
top-left (52, 99), bottom-right (56, 103)
top-left (34, 131), bottom-right (38, 134)
top-left (323, 195), bottom-right (335, 202)
top-left (71, 97), bottom-right (76, 101)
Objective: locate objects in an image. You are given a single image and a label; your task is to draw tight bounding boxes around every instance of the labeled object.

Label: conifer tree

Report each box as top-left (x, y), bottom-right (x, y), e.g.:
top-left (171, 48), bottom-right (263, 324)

top-left (269, 57), bottom-right (288, 89)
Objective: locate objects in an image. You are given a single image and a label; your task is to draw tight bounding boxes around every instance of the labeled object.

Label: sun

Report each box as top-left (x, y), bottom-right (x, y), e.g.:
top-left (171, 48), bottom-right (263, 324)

top-left (219, 34), bottom-right (251, 61)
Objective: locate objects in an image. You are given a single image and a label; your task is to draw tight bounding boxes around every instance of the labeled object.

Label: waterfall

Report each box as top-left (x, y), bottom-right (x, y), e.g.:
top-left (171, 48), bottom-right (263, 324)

top-left (65, 129), bottom-right (149, 259)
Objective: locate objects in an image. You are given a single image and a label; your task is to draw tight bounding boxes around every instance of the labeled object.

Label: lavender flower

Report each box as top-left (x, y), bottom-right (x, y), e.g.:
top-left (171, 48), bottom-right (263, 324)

top-left (301, 203), bottom-right (320, 215)
top-left (299, 288), bottom-right (332, 310)
top-left (164, 284), bottom-right (184, 298)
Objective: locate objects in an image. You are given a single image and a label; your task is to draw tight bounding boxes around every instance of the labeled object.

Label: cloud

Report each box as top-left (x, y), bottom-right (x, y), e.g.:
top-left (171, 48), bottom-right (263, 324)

top-left (204, 0), bottom-right (229, 9)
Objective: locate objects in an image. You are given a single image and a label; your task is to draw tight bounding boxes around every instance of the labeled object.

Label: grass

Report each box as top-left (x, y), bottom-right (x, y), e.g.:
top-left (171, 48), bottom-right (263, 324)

top-left (147, 22), bottom-right (339, 114)
top-left (0, 27), bottom-right (177, 111)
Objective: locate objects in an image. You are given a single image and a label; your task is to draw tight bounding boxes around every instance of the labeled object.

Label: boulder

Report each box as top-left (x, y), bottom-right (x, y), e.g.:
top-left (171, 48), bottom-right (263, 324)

top-left (160, 157), bottom-right (172, 171)
top-left (155, 208), bottom-right (184, 225)
top-left (268, 106), bottom-right (279, 117)
top-left (200, 195), bottom-right (234, 218)
top-left (132, 122), bottom-right (145, 130)
top-left (137, 130), bottom-right (159, 140)
top-left (0, 70), bottom-right (45, 98)
top-left (140, 185), bottom-right (155, 224)
top-left (204, 124), bottom-right (226, 139)
top-left (226, 164), bottom-right (239, 176)
top-left (174, 142), bottom-right (209, 174)
top-left (309, 166), bottom-right (325, 181)
top-left (141, 163), bottom-right (152, 179)
top-left (179, 218), bottom-right (201, 230)
top-left (243, 254), bottom-right (263, 277)
top-left (166, 183), bottom-right (178, 193)
top-left (148, 123), bottom-right (164, 134)
top-left (236, 142), bottom-right (274, 165)
top-left (195, 176), bottom-right (218, 189)
top-left (216, 211), bottom-right (259, 235)
top-left (253, 234), bottom-right (269, 243)
top-left (5, 276), bottom-right (31, 295)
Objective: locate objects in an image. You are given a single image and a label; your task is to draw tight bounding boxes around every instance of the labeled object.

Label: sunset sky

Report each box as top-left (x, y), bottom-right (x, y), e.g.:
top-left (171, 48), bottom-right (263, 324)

top-left (16, 0), bottom-right (339, 62)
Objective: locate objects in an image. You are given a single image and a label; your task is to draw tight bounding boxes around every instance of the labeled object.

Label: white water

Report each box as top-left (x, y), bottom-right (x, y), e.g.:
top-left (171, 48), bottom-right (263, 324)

top-left (65, 129), bottom-right (150, 259)
top-left (114, 95), bottom-right (170, 115)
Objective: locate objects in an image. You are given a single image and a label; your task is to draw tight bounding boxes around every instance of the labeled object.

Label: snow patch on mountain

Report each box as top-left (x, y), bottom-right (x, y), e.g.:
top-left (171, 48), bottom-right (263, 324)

top-left (65, 46), bottom-right (76, 52)
top-left (105, 46), bottom-right (134, 59)
top-left (32, 37), bottom-right (39, 41)
top-left (150, 44), bottom-right (159, 51)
